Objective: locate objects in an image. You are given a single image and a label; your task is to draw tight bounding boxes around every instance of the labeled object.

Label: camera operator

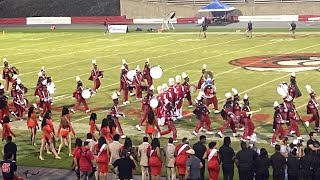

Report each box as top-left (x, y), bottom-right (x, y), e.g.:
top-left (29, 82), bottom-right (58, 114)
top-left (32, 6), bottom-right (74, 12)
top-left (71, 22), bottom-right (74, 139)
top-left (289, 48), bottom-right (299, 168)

top-left (307, 132), bottom-right (320, 154)
top-left (289, 139), bottom-right (303, 158)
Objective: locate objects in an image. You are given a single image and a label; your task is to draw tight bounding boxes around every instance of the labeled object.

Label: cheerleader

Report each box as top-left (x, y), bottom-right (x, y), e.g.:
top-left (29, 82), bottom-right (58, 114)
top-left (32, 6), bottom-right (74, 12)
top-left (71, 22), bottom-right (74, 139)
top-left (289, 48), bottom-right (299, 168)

top-left (62, 107), bottom-right (76, 137)
top-left (2, 116), bottom-right (16, 141)
top-left (39, 114), bottom-right (60, 160)
top-left (97, 137), bottom-right (110, 180)
top-left (203, 142), bottom-right (220, 180)
top-left (148, 138), bottom-right (162, 180)
top-left (44, 110), bottom-right (56, 153)
top-left (100, 116), bottom-right (116, 143)
top-left (175, 138), bottom-right (190, 180)
top-left (89, 113), bottom-right (100, 141)
top-left (145, 111), bottom-right (161, 139)
top-left (27, 106), bottom-right (39, 145)
top-left (57, 117), bottom-right (73, 156)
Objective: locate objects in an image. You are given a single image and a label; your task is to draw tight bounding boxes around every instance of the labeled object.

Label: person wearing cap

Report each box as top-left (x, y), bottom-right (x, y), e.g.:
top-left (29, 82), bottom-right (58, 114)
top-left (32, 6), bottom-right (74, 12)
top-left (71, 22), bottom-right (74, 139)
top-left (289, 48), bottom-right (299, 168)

top-left (181, 72), bottom-right (193, 108)
top-left (305, 85), bottom-right (319, 130)
top-left (143, 58), bottom-right (153, 88)
top-left (197, 64), bottom-right (207, 89)
top-left (271, 101), bottom-right (286, 146)
top-left (185, 148), bottom-right (203, 180)
top-left (175, 75), bottom-right (185, 119)
top-left (136, 85), bottom-right (154, 131)
top-left (240, 94), bottom-right (256, 141)
top-left (89, 59), bottom-right (103, 93)
top-left (0, 84), bottom-right (9, 121)
top-left (39, 79), bottom-right (52, 121)
top-left (217, 92), bottom-right (238, 138)
top-left (71, 76), bottom-right (90, 114)
top-left (133, 65), bottom-right (144, 100)
top-left (175, 137), bottom-right (190, 179)
top-left (109, 92), bottom-right (126, 139)
top-left (2, 58), bottom-right (12, 93)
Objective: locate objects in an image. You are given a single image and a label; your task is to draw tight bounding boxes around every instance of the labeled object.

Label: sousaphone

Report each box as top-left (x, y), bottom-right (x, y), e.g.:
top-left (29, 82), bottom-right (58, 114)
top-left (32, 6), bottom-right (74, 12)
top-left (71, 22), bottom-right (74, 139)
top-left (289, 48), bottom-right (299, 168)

top-left (203, 71), bottom-right (214, 80)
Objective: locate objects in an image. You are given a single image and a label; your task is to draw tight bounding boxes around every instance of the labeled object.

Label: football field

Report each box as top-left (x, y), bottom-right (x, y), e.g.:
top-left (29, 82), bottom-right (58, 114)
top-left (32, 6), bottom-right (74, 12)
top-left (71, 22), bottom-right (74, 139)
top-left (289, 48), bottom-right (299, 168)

top-left (1, 28), bottom-right (320, 174)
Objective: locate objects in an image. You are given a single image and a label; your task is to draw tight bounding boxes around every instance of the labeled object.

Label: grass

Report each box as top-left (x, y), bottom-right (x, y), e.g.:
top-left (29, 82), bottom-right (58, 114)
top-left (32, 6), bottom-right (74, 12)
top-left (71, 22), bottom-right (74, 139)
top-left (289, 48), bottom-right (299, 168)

top-left (0, 27), bottom-right (320, 178)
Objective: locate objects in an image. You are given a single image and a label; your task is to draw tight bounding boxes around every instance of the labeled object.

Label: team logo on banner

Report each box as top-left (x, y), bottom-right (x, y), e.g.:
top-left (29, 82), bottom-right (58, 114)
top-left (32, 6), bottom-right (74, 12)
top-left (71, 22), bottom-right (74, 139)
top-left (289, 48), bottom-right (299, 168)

top-left (229, 53), bottom-right (320, 72)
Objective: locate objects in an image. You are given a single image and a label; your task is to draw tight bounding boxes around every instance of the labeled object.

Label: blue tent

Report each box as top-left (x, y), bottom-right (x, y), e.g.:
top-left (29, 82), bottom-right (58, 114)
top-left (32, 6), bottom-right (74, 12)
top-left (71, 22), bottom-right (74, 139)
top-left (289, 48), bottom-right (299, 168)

top-left (198, 0), bottom-right (235, 12)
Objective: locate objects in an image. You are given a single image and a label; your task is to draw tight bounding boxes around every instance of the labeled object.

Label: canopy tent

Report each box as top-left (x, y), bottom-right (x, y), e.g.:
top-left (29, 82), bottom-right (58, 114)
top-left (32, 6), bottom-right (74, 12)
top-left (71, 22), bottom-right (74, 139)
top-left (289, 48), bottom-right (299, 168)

top-left (198, 0), bottom-right (235, 12)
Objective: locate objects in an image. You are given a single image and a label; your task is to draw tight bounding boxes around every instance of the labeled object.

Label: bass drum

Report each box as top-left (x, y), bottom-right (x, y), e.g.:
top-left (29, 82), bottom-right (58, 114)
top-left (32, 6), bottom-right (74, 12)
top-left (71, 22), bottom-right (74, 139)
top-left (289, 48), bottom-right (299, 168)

top-left (150, 98), bottom-right (160, 109)
top-left (127, 70), bottom-right (136, 83)
top-left (81, 89), bottom-right (92, 99)
top-left (150, 66), bottom-right (163, 80)
top-left (47, 82), bottom-right (56, 95)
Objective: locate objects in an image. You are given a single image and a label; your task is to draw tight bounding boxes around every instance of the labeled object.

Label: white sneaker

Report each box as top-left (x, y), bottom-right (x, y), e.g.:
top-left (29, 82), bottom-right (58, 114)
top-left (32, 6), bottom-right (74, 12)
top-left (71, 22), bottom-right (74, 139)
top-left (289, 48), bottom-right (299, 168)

top-left (126, 101), bottom-right (130, 104)
top-left (214, 110), bottom-right (220, 114)
top-left (71, 109), bottom-right (75, 114)
top-left (39, 116), bottom-right (43, 121)
top-left (121, 135), bottom-right (126, 139)
top-left (305, 121), bottom-right (310, 128)
top-left (136, 125), bottom-right (141, 131)
top-left (130, 93), bottom-right (135, 96)
top-left (290, 131), bottom-right (296, 134)
top-left (297, 136), bottom-right (302, 140)
top-left (192, 131), bottom-right (198, 136)
top-left (173, 140), bottom-right (179, 143)
top-left (240, 138), bottom-right (247, 142)
top-left (123, 102), bottom-right (127, 105)
top-left (177, 116), bottom-right (183, 119)
top-left (188, 105), bottom-right (193, 108)
top-left (85, 109), bottom-right (91, 113)
top-left (156, 132), bottom-right (161, 138)
top-left (217, 131), bottom-right (223, 138)
top-left (200, 128), bottom-right (206, 132)
top-left (206, 131), bottom-right (213, 135)
top-left (271, 142), bottom-right (276, 147)
top-left (238, 127), bottom-right (245, 131)
top-left (117, 92), bottom-right (121, 96)
top-left (233, 133), bottom-right (239, 137)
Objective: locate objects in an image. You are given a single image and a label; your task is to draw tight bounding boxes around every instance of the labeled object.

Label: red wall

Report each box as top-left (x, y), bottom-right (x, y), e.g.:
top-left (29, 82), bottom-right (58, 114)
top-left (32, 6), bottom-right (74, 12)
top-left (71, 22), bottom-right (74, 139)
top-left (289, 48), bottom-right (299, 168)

top-left (71, 16), bottom-right (133, 24)
top-left (299, 15), bottom-right (320, 21)
top-left (0, 18), bottom-right (26, 25)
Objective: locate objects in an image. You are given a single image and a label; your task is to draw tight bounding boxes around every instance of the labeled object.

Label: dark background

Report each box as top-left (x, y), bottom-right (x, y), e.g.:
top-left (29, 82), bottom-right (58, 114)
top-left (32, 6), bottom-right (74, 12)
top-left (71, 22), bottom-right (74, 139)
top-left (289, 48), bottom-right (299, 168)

top-left (0, 0), bottom-right (120, 18)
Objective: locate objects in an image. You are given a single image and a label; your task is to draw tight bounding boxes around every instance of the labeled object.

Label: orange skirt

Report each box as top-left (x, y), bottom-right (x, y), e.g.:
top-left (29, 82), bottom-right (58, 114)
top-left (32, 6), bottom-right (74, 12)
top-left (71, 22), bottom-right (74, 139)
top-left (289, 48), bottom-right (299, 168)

top-left (60, 129), bottom-right (69, 138)
top-left (27, 121), bottom-right (36, 128)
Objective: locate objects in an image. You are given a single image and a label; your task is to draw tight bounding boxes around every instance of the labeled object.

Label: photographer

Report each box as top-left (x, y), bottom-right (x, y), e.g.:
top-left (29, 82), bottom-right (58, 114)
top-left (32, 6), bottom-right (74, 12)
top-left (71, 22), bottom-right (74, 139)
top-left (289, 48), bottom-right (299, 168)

top-left (307, 132), bottom-right (320, 154)
top-left (289, 139), bottom-right (303, 158)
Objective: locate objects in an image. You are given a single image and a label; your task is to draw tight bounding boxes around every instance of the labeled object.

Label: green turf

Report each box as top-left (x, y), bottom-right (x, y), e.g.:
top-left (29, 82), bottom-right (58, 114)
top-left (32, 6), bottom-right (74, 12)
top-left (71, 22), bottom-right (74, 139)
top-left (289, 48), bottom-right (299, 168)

top-left (0, 28), bottom-right (319, 178)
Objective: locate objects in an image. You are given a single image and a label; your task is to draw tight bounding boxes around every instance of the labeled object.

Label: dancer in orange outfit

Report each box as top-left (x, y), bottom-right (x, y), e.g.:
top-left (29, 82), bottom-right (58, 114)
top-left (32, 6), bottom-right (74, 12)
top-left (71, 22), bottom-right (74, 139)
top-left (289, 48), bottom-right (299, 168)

top-left (57, 116), bottom-right (73, 156)
top-left (100, 116), bottom-right (116, 143)
top-left (2, 116), bottom-right (16, 141)
top-left (61, 107), bottom-right (76, 137)
top-left (39, 113), bottom-right (60, 160)
top-left (89, 113), bottom-right (99, 141)
top-left (27, 106), bottom-right (39, 145)
top-left (145, 111), bottom-right (161, 139)
top-left (97, 137), bottom-right (110, 180)
top-left (175, 137), bottom-right (190, 180)
top-left (203, 142), bottom-right (220, 180)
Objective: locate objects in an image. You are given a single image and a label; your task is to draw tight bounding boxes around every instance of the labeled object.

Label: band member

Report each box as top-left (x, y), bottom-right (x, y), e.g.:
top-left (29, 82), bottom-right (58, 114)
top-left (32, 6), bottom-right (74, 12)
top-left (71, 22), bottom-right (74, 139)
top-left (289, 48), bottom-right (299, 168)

top-left (160, 99), bottom-right (178, 142)
top-left (197, 64), bottom-right (206, 89)
top-left (136, 85), bottom-right (154, 131)
top-left (156, 86), bottom-right (164, 125)
top-left (143, 58), bottom-right (153, 87)
top-left (120, 66), bottom-right (130, 105)
top-left (201, 17), bottom-right (208, 38)
top-left (182, 72), bottom-right (193, 108)
top-left (34, 67), bottom-right (46, 109)
top-left (284, 107), bottom-right (301, 140)
top-left (2, 116), bottom-right (16, 141)
top-left (0, 84), bottom-right (9, 121)
top-left (71, 76), bottom-right (90, 113)
top-left (204, 79), bottom-right (219, 114)
top-left (39, 80), bottom-right (52, 120)
top-left (288, 72), bottom-right (302, 99)
top-left (175, 75), bottom-right (185, 119)
top-left (305, 85), bottom-right (319, 131)
top-left (271, 101), bottom-right (286, 145)
top-left (110, 92), bottom-right (126, 139)
top-left (89, 59), bottom-right (103, 93)
top-left (240, 94), bottom-right (256, 141)
top-left (168, 78), bottom-right (177, 105)
top-left (160, 83), bottom-right (170, 125)
top-left (2, 58), bottom-right (12, 93)
top-left (289, 21), bottom-right (296, 38)
top-left (217, 92), bottom-right (238, 138)
top-left (12, 80), bottom-right (26, 121)
top-left (10, 75), bottom-right (18, 98)
top-left (27, 106), bottom-right (39, 146)
top-left (232, 88), bottom-right (243, 130)
top-left (134, 65), bottom-right (144, 100)
top-left (175, 138), bottom-right (190, 179)
top-left (193, 94), bottom-right (213, 136)
top-left (247, 20), bottom-right (253, 38)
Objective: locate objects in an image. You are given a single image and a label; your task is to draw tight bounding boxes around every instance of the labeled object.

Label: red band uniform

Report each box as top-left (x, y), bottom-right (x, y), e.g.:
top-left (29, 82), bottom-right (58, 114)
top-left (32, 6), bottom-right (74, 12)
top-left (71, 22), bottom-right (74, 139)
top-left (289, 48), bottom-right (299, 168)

top-left (175, 75), bottom-right (185, 118)
top-left (89, 60), bottom-right (103, 92)
top-left (133, 66), bottom-right (144, 99)
top-left (305, 85), bottom-right (319, 130)
top-left (109, 92), bottom-right (126, 138)
top-left (160, 100), bottom-right (177, 141)
top-left (72, 77), bottom-right (90, 113)
top-left (2, 59), bottom-right (11, 93)
top-left (271, 101), bottom-right (286, 144)
top-left (182, 73), bottom-right (193, 107)
top-left (143, 58), bottom-right (153, 87)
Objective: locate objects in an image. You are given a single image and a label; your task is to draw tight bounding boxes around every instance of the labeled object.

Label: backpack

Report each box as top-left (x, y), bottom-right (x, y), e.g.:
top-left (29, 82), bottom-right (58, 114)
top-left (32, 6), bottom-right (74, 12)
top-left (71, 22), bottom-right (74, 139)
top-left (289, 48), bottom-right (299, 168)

top-left (0, 95), bottom-right (7, 108)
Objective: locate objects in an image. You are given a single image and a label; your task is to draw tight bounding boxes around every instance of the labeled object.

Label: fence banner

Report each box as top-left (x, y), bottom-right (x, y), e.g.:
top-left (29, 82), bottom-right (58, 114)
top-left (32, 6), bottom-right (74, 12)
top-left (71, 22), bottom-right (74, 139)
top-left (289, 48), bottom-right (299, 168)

top-left (238, 15), bottom-right (299, 22)
top-left (27, 17), bottom-right (71, 25)
top-left (108, 25), bottom-right (128, 33)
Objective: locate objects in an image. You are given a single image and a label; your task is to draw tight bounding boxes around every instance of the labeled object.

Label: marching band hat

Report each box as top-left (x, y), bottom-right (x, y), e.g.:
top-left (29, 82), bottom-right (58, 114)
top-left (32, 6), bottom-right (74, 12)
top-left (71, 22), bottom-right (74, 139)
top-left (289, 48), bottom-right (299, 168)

top-left (291, 72), bottom-right (296, 77)
top-left (122, 59), bottom-right (127, 64)
top-left (244, 94), bottom-right (249, 100)
top-left (157, 86), bottom-right (163, 94)
top-left (42, 79), bottom-right (47, 86)
top-left (120, 65), bottom-right (126, 70)
top-left (17, 79), bottom-right (22, 85)
top-left (181, 72), bottom-right (188, 79)
top-left (162, 83), bottom-right (168, 91)
top-left (136, 65), bottom-right (140, 71)
top-left (149, 85), bottom-right (154, 91)
top-left (202, 64), bottom-right (206, 70)
top-left (146, 58), bottom-right (150, 64)
top-left (175, 75), bottom-right (181, 83)
top-left (231, 88), bottom-right (238, 95)
top-left (12, 75), bottom-right (18, 80)
top-left (225, 92), bottom-right (232, 99)
top-left (306, 84), bottom-right (314, 94)
top-left (168, 78), bottom-right (174, 86)
top-left (41, 66), bottom-right (45, 71)
top-left (76, 76), bottom-right (81, 82)
top-left (273, 101), bottom-right (279, 107)
top-left (112, 92), bottom-right (118, 100)
top-left (3, 58), bottom-right (8, 63)
top-left (92, 59), bottom-right (97, 65)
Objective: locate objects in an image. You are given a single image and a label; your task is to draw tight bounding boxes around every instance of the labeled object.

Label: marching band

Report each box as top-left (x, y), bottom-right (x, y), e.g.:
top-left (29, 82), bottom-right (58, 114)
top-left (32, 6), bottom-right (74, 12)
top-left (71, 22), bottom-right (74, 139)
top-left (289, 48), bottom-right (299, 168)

top-left (0, 56), bottom-right (318, 155)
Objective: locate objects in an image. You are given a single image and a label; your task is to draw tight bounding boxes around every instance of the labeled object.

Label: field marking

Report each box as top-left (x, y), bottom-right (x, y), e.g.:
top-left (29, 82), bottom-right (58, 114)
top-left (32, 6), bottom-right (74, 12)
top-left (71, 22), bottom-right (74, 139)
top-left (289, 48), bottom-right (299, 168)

top-left (14, 34), bottom-right (178, 66)
top-left (52, 37), bottom-right (245, 85)
top-left (71, 42), bottom-right (320, 123)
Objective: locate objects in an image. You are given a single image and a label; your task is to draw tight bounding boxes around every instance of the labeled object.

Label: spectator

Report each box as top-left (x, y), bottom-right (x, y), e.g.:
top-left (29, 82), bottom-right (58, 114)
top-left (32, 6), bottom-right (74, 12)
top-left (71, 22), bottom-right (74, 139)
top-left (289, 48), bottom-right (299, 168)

top-left (248, 133), bottom-right (260, 155)
top-left (175, 137), bottom-right (190, 180)
top-left (72, 138), bottom-right (83, 180)
top-left (0, 152), bottom-right (19, 180)
top-left (299, 147), bottom-right (313, 180)
top-left (148, 138), bottom-right (162, 180)
top-left (312, 153), bottom-right (320, 179)
top-left (219, 137), bottom-right (235, 180)
top-left (280, 137), bottom-right (290, 158)
top-left (3, 136), bottom-right (17, 161)
top-left (193, 135), bottom-right (206, 180)
top-left (235, 141), bottom-right (257, 180)
top-left (74, 141), bottom-right (96, 180)
top-left (123, 137), bottom-right (137, 162)
top-left (254, 148), bottom-right (270, 180)
top-left (163, 137), bottom-right (176, 180)
top-left (85, 133), bottom-right (97, 153)
top-left (96, 137), bottom-right (109, 180)
top-left (270, 144), bottom-right (286, 180)
top-left (109, 134), bottom-right (123, 180)
top-left (185, 149), bottom-right (203, 180)
top-left (203, 141), bottom-right (220, 180)
top-left (289, 139), bottom-right (303, 158)
top-left (307, 132), bottom-right (320, 153)
top-left (138, 136), bottom-right (151, 180)
top-left (112, 149), bottom-right (136, 180)
top-left (287, 149), bottom-right (300, 180)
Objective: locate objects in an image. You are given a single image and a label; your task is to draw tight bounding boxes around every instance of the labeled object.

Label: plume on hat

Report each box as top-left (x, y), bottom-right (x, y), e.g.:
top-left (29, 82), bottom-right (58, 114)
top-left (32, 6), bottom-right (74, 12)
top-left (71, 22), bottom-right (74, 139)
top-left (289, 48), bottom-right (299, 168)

top-left (202, 64), bottom-right (206, 70)
top-left (76, 76), bottom-right (81, 82)
top-left (231, 88), bottom-right (238, 95)
top-left (3, 58), bottom-right (8, 63)
top-left (181, 72), bottom-right (188, 79)
top-left (225, 92), bottom-right (232, 99)
top-left (112, 92), bottom-right (118, 100)
top-left (306, 84), bottom-right (313, 94)
top-left (291, 72), bottom-right (296, 77)
top-left (122, 59), bottom-right (127, 64)
top-left (273, 101), bottom-right (279, 107)
top-left (92, 59), bottom-right (97, 64)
